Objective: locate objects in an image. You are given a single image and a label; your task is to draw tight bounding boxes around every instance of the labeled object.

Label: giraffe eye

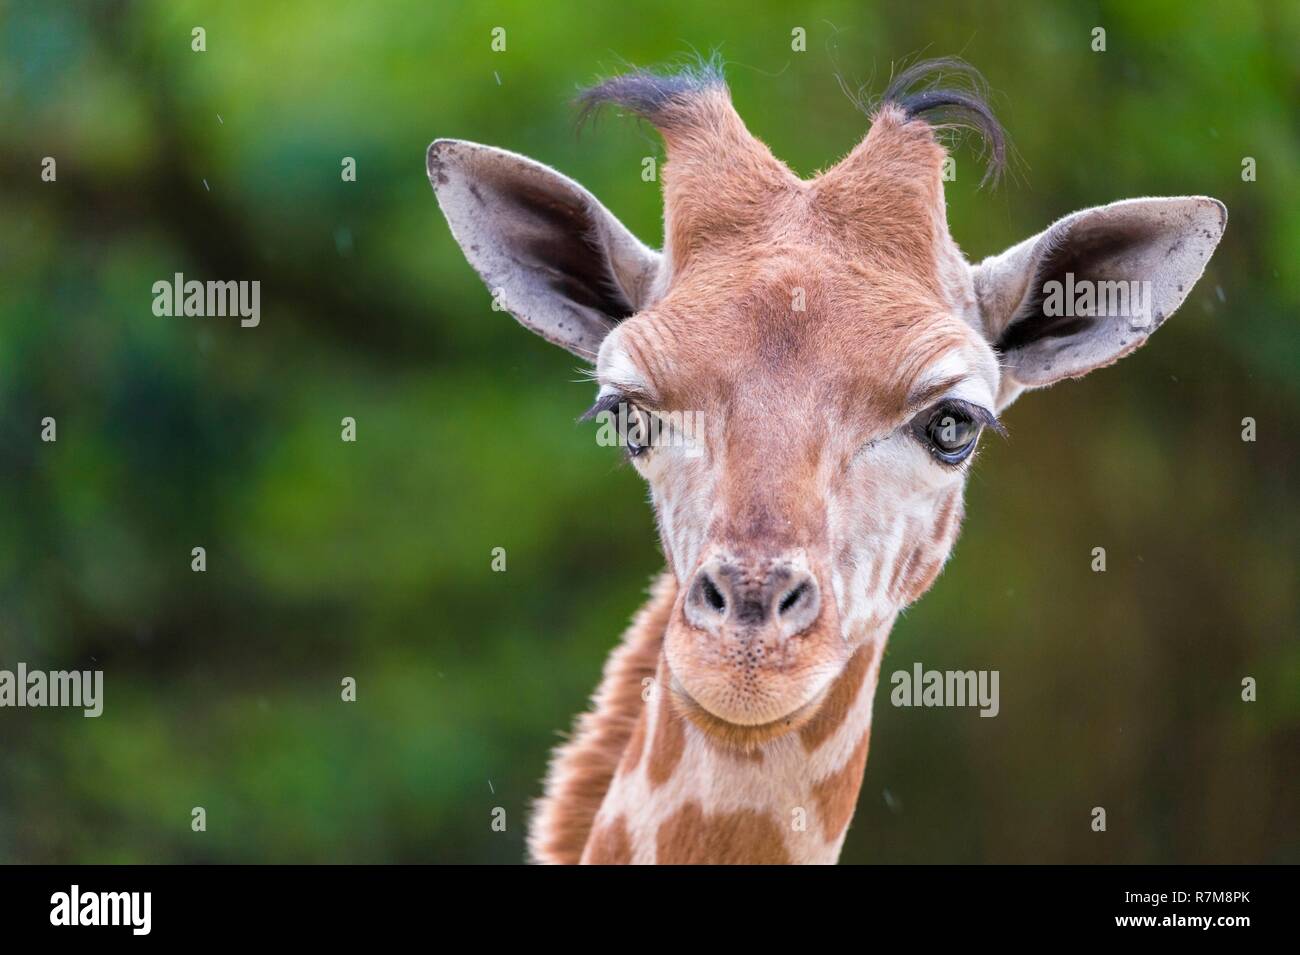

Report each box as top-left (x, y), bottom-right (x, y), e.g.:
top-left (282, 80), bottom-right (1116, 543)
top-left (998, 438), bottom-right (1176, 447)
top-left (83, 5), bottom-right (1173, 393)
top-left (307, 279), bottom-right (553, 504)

top-left (582, 393), bottom-right (657, 460)
top-left (622, 404), bottom-right (651, 458)
top-left (916, 402), bottom-right (982, 463)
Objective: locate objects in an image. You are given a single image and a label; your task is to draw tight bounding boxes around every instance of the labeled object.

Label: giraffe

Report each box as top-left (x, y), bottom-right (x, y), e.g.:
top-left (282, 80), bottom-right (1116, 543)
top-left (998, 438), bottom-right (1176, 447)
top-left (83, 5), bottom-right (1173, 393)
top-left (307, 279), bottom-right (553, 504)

top-left (426, 57), bottom-right (1226, 864)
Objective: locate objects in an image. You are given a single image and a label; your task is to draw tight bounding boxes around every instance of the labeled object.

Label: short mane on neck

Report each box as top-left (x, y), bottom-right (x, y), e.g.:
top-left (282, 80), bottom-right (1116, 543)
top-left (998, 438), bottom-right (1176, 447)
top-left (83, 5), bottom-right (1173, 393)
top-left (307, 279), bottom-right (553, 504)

top-left (528, 572), bottom-right (890, 864)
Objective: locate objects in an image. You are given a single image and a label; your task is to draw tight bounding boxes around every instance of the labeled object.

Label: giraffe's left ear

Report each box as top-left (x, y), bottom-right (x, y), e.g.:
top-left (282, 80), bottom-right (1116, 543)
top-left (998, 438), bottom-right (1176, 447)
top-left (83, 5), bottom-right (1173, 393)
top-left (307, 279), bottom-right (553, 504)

top-left (428, 138), bottom-right (662, 361)
top-left (972, 196), bottom-right (1226, 409)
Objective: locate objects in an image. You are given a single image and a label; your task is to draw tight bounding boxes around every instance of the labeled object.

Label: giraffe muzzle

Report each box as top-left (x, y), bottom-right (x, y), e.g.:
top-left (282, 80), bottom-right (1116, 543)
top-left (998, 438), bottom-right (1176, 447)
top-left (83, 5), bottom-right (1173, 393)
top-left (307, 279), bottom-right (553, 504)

top-left (684, 555), bottom-right (821, 640)
top-left (663, 550), bottom-right (848, 731)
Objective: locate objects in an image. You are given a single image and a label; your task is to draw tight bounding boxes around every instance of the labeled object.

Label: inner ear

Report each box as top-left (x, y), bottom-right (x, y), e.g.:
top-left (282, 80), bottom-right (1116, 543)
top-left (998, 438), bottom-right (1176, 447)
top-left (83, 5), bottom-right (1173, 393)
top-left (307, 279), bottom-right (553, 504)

top-left (976, 196), bottom-right (1226, 396)
top-left (486, 172), bottom-right (637, 321)
top-left (996, 219), bottom-right (1163, 353)
top-left (428, 139), bottom-right (662, 360)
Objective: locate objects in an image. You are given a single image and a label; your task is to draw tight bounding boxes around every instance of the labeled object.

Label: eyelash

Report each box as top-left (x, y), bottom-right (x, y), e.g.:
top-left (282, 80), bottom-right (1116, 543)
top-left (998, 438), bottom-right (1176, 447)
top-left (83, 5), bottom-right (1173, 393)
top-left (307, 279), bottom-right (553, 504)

top-left (586, 394), bottom-right (1001, 467)
top-left (910, 399), bottom-right (1001, 467)
top-left (582, 392), bottom-right (653, 460)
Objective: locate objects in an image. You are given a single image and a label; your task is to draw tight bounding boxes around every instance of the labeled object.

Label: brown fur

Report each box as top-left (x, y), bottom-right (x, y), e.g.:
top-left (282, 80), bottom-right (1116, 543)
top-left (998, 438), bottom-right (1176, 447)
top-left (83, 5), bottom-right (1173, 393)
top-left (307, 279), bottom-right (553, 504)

top-left (619, 707), bottom-right (649, 775)
top-left (812, 730), bottom-right (873, 842)
top-left (529, 69), bottom-right (993, 865)
top-left (799, 642), bottom-right (876, 753)
top-left (656, 88), bottom-right (802, 273)
top-left (531, 86), bottom-right (973, 863)
top-left (528, 573), bottom-right (675, 864)
top-left (670, 680), bottom-right (825, 751)
top-left (656, 802), bottom-right (791, 865)
top-left (584, 815), bottom-right (634, 865)
top-left (646, 660), bottom-right (688, 787)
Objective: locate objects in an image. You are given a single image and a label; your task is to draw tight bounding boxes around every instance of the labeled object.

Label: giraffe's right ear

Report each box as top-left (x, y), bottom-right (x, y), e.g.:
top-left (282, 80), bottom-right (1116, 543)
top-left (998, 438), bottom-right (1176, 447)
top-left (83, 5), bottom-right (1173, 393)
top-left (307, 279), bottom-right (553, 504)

top-left (427, 139), bottom-right (662, 361)
top-left (971, 196), bottom-right (1226, 409)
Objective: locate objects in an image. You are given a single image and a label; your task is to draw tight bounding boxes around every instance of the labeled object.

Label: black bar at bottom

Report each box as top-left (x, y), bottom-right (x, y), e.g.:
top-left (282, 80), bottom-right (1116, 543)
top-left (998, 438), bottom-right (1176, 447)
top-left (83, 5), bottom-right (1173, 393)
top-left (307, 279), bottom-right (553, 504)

top-left (0, 864), bottom-right (1285, 941)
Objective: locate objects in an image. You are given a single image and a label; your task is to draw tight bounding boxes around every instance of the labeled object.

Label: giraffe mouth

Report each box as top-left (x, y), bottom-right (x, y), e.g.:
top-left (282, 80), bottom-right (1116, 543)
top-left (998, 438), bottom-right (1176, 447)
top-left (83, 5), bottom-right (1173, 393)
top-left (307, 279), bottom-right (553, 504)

top-left (666, 669), bottom-right (834, 750)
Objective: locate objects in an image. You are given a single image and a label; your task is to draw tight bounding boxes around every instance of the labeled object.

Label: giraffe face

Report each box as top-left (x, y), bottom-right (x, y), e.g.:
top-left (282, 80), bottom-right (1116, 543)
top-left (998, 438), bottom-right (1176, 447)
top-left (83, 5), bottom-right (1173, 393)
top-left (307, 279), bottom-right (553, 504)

top-left (591, 250), bottom-right (1000, 739)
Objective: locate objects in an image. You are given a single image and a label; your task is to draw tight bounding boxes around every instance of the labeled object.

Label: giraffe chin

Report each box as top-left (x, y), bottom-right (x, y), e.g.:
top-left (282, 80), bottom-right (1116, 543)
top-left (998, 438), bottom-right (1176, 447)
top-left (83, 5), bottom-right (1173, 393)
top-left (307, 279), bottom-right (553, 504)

top-left (666, 669), bottom-right (835, 752)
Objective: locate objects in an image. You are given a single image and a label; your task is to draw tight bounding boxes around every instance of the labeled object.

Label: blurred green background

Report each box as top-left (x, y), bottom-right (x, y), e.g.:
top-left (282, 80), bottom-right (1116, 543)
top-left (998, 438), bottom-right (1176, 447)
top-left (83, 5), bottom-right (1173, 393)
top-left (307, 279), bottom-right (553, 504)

top-left (1, 0), bottom-right (1296, 863)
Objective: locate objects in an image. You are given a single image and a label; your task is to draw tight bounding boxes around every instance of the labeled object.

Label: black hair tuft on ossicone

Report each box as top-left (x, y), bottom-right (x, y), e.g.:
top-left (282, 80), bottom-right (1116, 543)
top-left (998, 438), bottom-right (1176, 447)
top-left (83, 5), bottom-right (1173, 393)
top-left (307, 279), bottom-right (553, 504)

top-left (878, 57), bottom-right (1007, 187)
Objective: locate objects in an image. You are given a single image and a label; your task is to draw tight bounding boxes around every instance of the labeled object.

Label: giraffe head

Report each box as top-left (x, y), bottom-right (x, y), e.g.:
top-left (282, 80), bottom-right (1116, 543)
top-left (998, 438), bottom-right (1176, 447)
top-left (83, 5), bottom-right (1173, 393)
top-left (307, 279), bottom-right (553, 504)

top-left (429, 58), bottom-right (1225, 748)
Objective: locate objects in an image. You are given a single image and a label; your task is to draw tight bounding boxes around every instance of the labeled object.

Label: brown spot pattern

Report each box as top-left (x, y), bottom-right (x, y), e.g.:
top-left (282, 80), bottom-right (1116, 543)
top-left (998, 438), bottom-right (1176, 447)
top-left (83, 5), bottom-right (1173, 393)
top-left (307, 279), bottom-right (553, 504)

top-left (902, 556), bottom-right (944, 604)
top-left (898, 493), bottom-right (964, 603)
top-left (931, 491), bottom-right (960, 547)
top-left (656, 802), bottom-right (790, 864)
top-left (888, 519), bottom-right (924, 598)
top-left (521, 68), bottom-right (996, 865)
top-left (812, 729), bottom-right (872, 842)
top-left (619, 707), bottom-right (649, 776)
top-left (867, 550), bottom-right (886, 595)
top-left (800, 643), bottom-right (874, 753)
top-left (528, 573), bottom-right (675, 865)
top-left (647, 665), bottom-right (687, 788)
top-left (583, 816), bottom-right (633, 864)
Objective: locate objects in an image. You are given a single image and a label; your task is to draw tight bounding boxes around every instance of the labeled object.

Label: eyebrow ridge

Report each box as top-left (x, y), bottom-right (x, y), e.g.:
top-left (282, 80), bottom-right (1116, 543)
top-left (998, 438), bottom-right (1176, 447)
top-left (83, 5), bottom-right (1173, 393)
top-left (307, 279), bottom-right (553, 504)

top-left (578, 388), bottom-right (661, 423)
top-left (905, 375), bottom-right (966, 411)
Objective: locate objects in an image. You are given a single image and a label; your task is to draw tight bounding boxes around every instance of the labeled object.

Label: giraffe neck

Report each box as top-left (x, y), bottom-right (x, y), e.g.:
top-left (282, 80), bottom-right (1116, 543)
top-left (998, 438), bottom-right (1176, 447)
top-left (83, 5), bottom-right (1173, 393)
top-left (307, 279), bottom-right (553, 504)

top-left (580, 594), bottom-right (890, 865)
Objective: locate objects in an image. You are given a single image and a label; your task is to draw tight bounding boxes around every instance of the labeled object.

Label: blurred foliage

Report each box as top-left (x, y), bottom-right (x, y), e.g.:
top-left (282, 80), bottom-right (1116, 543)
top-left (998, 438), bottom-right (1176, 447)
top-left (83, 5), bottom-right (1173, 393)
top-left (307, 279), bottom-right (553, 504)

top-left (0, 0), bottom-right (1297, 863)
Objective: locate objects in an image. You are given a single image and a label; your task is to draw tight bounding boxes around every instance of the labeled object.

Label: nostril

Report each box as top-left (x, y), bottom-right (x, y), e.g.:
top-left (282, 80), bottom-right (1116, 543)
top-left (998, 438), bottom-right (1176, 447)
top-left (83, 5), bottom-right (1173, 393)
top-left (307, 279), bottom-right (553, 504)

top-left (689, 559), bottom-right (818, 634)
top-left (778, 581), bottom-right (810, 616)
top-left (701, 574), bottom-right (727, 614)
